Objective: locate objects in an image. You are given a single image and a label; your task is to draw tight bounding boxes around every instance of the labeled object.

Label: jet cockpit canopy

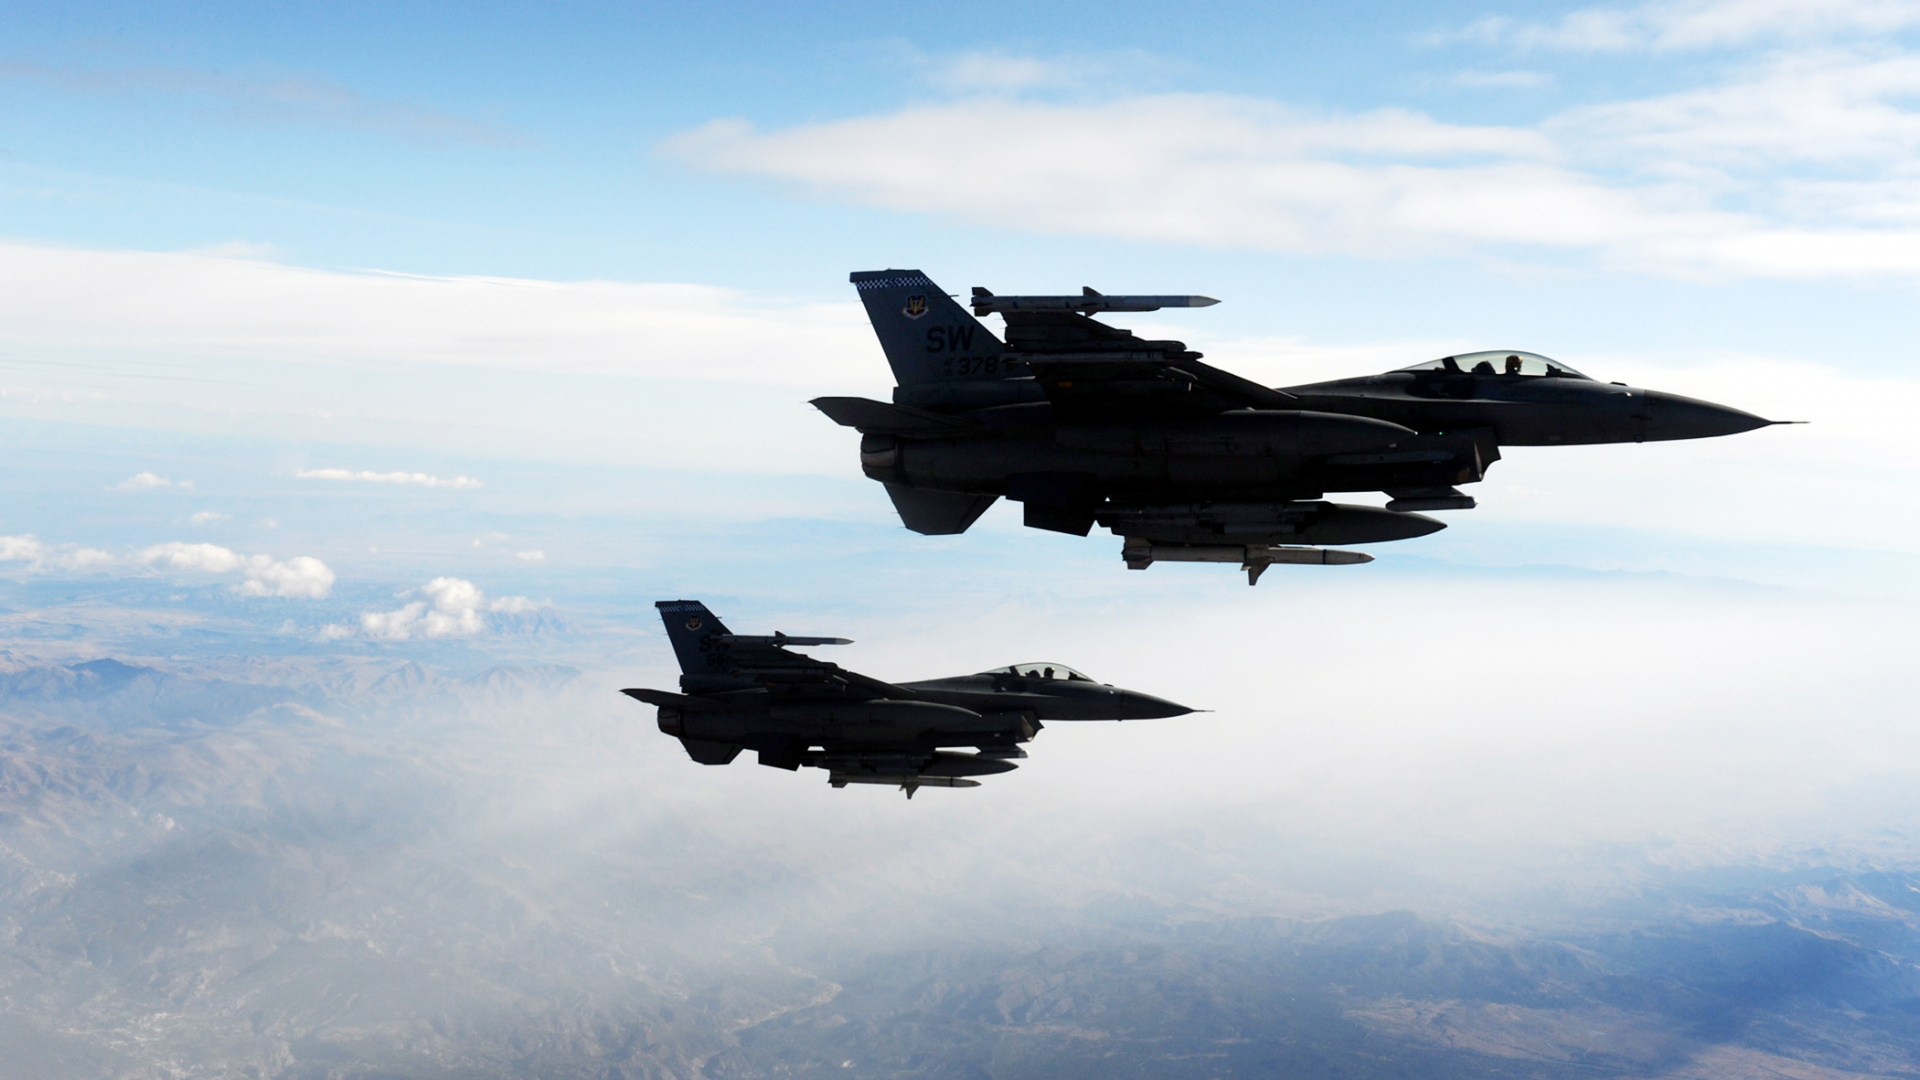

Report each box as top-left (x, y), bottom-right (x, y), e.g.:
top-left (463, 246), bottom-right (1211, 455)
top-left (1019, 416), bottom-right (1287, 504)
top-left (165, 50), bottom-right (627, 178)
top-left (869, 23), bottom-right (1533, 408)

top-left (1398, 350), bottom-right (1590, 379)
top-left (998, 662), bottom-right (1097, 682)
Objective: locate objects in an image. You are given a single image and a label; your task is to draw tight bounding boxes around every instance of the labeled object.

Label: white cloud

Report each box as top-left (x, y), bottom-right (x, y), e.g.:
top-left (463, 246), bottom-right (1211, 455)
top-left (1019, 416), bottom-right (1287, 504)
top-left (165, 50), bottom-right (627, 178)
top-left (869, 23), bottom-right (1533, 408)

top-left (113, 471), bottom-right (173, 491)
top-left (139, 541), bottom-right (243, 573)
top-left (362, 577), bottom-right (483, 639)
top-left (0, 242), bottom-right (872, 387)
top-left (59, 548), bottom-right (117, 571)
top-left (357, 577), bottom-right (542, 639)
top-left (514, 550), bottom-right (546, 563)
top-left (297, 468), bottom-right (482, 489)
top-left (188, 510), bottom-right (230, 525)
top-left (661, 71), bottom-right (1920, 279)
top-left (0, 535), bottom-right (44, 562)
top-left (1448, 0), bottom-right (1920, 52)
top-left (1, 533), bottom-right (114, 572)
top-left (1553, 50), bottom-right (1920, 170)
top-left (1, 534), bottom-right (115, 572)
top-left (238, 555), bottom-right (335, 599)
top-left (138, 541), bottom-right (333, 598)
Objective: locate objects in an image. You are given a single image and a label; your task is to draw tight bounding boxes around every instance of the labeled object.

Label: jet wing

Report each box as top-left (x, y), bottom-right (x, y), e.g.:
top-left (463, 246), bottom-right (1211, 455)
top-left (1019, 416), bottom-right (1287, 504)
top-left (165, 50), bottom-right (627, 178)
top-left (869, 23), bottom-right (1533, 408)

top-left (712, 639), bottom-right (919, 701)
top-left (999, 310), bottom-right (1293, 417)
top-left (1019, 354), bottom-right (1297, 414)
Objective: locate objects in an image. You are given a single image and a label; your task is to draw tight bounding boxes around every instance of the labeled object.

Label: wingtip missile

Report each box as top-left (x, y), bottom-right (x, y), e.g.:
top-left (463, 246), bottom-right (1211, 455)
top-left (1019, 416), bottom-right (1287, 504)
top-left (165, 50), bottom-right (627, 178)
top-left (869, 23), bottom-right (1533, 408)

top-left (970, 290), bottom-right (1221, 315)
top-left (715, 632), bottom-right (853, 646)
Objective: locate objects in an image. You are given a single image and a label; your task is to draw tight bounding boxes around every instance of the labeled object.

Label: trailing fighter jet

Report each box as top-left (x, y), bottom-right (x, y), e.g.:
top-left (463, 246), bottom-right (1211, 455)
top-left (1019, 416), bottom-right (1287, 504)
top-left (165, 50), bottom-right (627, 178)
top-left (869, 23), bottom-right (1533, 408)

top-left (624, 600), bottom-right (1193, 797)
top-left (814, 270), bottom-right (1790, 583)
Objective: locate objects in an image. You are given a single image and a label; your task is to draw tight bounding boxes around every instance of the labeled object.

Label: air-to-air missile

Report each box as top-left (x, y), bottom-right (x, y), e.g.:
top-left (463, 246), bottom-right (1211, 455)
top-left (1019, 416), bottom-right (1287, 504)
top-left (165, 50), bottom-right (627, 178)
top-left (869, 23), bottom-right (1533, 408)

top-left (813, 270), bottom-right (1791, 584)
top-left (625, 600), bottom-right (1193, 798)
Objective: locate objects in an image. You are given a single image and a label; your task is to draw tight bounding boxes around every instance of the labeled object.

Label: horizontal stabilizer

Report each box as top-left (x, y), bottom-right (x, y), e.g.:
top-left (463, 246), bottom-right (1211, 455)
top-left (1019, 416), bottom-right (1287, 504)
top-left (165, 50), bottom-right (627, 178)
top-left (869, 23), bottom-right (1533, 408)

top-left (886, 483), bottom-right (998, 535)
top-left (811, 396), bottom-right (979, 435)
top-left (621, 687), bottom-right (722, 710)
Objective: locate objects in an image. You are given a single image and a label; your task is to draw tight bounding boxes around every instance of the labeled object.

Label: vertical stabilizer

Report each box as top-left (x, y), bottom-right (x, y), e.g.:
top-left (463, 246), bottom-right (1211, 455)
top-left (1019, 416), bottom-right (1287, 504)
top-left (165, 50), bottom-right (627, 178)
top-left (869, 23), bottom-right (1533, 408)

top-left (850, 269), bottom-right (1006, 386)
top-left (654, 600), bottom-right (733, 675)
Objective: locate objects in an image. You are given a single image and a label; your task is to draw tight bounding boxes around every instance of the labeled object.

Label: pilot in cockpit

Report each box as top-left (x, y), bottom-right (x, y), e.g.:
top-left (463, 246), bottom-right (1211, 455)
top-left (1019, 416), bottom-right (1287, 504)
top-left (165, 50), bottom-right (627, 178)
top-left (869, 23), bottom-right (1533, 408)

top-left (1505, 354), bottom-right (1523, 375)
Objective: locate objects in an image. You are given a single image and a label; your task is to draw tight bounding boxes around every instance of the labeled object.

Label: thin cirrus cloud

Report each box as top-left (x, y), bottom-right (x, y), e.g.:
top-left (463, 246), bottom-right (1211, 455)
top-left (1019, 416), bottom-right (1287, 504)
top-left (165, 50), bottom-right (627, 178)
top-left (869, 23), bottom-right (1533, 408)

top-left (918, 49), bottom-right (1164, 94)
top-left (351, 577), bottom-right (541, 640)
top-left (112, 471), bottom-right (178, 491)
top-left (137, 541), bottom-right (335, 599)
top-left (1454, 69), bottom-right (1553, 88)
top-left (1440, 0), bottom-right (1920, 52)
top-left (661, 38), bottom-right (1920, 279)
top-left (0, 60), bottom-right (521, 145)
top-left (297, 468), bottom-right (482, 490)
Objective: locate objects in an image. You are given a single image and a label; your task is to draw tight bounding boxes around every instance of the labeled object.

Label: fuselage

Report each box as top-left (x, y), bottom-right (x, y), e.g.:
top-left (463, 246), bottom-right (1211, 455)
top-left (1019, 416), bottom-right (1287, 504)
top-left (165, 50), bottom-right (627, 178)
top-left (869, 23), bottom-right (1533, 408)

top-left (1282, 368), bottom-right (1773, 446)
top-left (859, 362), bottom-right (1773, 529)
top-left (654, 667), bottom-right (1192, 761)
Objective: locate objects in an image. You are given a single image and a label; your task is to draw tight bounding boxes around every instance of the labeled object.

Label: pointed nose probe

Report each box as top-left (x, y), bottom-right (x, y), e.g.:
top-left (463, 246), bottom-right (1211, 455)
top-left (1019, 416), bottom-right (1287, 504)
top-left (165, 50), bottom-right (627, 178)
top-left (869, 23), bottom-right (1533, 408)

top-left (1116, 690), bottom-right (1195, 720)
top-left (1638, 391), bottom-right (1778, 442)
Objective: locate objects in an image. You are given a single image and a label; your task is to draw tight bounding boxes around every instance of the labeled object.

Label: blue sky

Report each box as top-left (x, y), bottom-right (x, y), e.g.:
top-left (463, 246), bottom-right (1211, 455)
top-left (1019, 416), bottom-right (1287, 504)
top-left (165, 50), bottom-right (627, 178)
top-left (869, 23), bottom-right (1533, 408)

top-left (2, 0), bottom-right (1919, 861)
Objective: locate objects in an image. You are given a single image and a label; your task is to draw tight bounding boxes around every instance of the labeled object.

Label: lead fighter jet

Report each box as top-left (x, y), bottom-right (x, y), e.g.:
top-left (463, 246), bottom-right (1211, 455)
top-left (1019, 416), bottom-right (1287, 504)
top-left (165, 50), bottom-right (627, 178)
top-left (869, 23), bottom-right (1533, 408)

top-left (625, 600), bottom-right (1193, 797)
top-left (816, 270), bottom-right (1789, 583)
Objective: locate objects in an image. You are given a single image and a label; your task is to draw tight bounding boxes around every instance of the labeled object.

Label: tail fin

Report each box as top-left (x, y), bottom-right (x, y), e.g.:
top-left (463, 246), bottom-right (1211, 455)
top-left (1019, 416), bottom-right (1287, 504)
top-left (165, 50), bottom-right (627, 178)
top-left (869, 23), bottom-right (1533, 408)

top-left (655, 600), bottom-right (733, 674)
top-left (850, 270), bottom-right (1006, 386)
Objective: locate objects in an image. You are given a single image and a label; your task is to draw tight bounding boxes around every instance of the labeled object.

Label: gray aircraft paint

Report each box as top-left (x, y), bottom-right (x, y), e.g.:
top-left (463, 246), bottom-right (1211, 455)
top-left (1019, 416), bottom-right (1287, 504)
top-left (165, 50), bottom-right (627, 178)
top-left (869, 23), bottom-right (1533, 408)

top-left (822, 269), bottom-right (1784, 583)
top-left (626, 600), bottom-right (1194, 798)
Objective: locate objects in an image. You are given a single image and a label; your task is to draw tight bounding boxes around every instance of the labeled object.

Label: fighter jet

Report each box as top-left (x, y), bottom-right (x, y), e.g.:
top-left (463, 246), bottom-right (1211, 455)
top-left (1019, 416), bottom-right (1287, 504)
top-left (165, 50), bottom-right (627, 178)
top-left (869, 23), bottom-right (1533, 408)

top-left (814, 270), bottom-right (1789, 583)
top-left (624, 600), bottom-right (1193, 797)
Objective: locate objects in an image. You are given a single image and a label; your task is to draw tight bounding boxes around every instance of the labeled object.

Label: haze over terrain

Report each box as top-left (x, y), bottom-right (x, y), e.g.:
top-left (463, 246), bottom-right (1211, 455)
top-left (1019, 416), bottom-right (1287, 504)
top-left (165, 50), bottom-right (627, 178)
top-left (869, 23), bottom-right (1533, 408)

top-left (3, 1), bottom-right (1919, 1076)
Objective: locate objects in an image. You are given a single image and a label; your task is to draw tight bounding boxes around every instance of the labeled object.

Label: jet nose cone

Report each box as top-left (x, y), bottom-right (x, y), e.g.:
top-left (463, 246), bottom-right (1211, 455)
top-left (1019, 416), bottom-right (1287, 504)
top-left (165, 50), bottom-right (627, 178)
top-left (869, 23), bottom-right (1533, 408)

top-left (1641, 391), bottom-right (1774, 442)
top-left (1118, 691), bottom-right (1195, 720)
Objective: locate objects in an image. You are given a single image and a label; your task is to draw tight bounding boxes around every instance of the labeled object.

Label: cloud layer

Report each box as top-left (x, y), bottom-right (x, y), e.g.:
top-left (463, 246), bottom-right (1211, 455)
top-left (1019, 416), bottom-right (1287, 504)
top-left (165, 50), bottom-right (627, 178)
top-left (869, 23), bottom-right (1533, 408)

top-left (663, 35), bottom-right (1920, 278)
top-left (298, 468), bottom-right (482, 489)
top-left (0, 242), bottom-right (872, 386)
top-left (1446, 0), bottom-right (1920, 52)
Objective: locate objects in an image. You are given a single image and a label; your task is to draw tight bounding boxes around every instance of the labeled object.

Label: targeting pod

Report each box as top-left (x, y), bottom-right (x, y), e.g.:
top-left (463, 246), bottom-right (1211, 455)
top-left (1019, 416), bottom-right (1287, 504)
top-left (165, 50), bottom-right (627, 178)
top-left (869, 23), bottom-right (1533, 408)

top-left (1121, 537), bottom-right (1373, 585)
top-left (829, 773), bottom-right (982, 799)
